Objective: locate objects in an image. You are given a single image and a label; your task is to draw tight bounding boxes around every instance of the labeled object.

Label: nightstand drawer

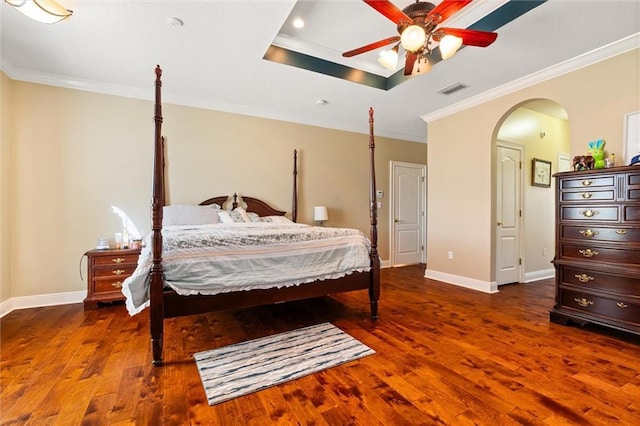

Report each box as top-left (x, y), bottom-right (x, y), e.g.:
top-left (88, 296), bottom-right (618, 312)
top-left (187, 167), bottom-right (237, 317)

top-left (91, 253), bottom-right (139, 267)
top-left (94, 277), bottom-right (127, 293)
top-left (92, 265), bottom-right (136, 278)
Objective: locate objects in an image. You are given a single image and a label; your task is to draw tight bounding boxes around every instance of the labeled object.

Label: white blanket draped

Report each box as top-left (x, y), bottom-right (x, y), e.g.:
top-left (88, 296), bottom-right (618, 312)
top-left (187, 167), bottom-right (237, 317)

top-left (121, 222), bottom-right (372, 315)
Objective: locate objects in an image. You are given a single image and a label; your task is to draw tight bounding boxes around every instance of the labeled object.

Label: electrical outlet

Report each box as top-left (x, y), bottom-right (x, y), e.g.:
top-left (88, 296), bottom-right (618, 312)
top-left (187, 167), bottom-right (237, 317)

top-left (448, 251), bottom-right (454, 260)
top-left (376, 201), bottom-right (382, 208)
top-left (376, 190), bottom-right (384, 198)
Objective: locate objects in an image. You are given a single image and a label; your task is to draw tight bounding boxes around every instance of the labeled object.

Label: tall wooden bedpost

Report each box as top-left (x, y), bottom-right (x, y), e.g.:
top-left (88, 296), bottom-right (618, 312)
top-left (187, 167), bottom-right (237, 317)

top-left (150, 65), bottom-right (165, 365)
top-left (368, 107), bottom-right (380, 319)
top-left (292, 149), bottom-right (298, 223)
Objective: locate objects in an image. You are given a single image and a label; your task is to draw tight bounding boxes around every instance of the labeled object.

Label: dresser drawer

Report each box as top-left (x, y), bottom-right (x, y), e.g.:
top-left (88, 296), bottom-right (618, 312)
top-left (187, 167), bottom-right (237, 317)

top-left (559, 244), bottom-right (640, 265)
top-left (94, 277), bottom-right (128, 294)
top-left (560, 190), bottom-right (614, 202)
top-left (560, 206), bottom-right (618, 221)
top-left (91, 253), bottom-right (139, 267)
top-left (560, 225), bottom-right (640, 243)
top-left (560, 288), bottom-right (640, 324)
top-left (623, 205), bottom-right (640, 222)
top-left (92, 265), bottom-right (136, 278)
top-left (560, 175), bottom-right (615, 190)
top-left (559, 266), bottom-right (640, 295)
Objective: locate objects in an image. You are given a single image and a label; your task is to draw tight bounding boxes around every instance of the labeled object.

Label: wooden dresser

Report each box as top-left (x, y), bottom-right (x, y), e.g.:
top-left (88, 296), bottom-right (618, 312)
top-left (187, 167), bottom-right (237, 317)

top-left (550, 165), bottom-right (640, 335)
top-left (83, 248), bottom-right (140, 310)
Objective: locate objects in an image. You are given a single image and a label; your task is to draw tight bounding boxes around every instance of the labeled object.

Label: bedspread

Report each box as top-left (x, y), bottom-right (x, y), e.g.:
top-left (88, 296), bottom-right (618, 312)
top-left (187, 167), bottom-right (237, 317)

top-left (121, 222), bottom-right (372, 315)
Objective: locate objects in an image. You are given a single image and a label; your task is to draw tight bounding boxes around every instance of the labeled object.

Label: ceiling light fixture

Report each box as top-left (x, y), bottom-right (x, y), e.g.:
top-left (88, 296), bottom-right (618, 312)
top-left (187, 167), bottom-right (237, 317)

top-left (292, 17), bottom-right (304, 29)
top-left (4, 0), bottom-right (72, 24)
top-left (343, 1), bottom-right (497, 77)
top-left (378, 44), bottom-right (399, 71)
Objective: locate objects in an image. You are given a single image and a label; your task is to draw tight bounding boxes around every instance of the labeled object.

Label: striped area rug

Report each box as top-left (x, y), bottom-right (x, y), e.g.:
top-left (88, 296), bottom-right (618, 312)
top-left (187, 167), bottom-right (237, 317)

top-left (194, 322), bottom-right (375, 405)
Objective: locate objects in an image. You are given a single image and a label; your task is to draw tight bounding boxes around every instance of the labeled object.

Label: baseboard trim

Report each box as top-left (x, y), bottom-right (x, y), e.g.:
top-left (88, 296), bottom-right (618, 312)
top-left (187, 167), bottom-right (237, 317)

top-left (524, 268), bottom-right (555, 283)
top-left (424, 269), bottom-right (499, 294)
top-left (0, 291), bottom-right (85, 318)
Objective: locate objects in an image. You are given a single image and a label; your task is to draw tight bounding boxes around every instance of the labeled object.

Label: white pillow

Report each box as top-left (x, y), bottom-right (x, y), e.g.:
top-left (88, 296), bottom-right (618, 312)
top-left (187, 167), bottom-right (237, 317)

top-left (233, 207), bottom-right (252, 223)
top-left (217, 210), bottom-right (234, 224)
top-left (163, 205), bottom-right (220, 226)
top-left (263, 215), bottom-right (293, 224)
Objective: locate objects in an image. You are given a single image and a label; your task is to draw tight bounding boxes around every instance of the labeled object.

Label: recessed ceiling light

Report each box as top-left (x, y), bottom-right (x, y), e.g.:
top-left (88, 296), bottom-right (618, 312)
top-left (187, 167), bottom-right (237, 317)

top-left (292, 18), bottom-right (304, 29)
top-left (168, 17), bottom-right (184, 27)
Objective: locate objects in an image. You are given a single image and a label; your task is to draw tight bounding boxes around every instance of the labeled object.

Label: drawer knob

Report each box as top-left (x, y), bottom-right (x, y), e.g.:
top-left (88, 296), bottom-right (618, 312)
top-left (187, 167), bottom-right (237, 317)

top-left (574, 274), bottom-right (594, 283)
top-left (580, 192), bottom-right (593, 199)
top-left (112, 258), bottom-right (126, 264)
top-left (113, 269), bottom-right (126, 275)
top-left (112, 281), bottom-right (123, 289)
top-left (578, 249), bottom-right (599, 258)
top-left (574, 297), bottom-right (593, 307)
top-left (615, 229), bottom-right (627, 235)
top-left (616, 302), bottom-right (628, 308)
top-left (579, 209), bottom-right (599, 218)
top-left (579, 229), bottom-right (599, 238)
top-left (581, 180), bottom-right (593, 186)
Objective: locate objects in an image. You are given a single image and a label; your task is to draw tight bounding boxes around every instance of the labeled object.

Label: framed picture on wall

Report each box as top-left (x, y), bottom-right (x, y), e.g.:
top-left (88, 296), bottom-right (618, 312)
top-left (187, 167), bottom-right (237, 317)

top-left (532, 158), bottom-right (552, 187)
top-left (624, 111), bottom-right (640, 166)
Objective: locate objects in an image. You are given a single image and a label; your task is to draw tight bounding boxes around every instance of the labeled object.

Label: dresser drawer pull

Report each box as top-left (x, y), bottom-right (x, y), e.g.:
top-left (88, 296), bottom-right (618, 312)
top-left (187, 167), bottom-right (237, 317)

top-left (112, 257), bottom-right (126, 264)
top-left (574, 297), bottom-right (593, 307)
top-left (579, 229), bottom-right (599, 238)
top-left (616, 302), bottom-right (628, 309)
top-left (615, 229), bottom-right (627, 235)
top-left (580, 192), bottom-right (593, 199)
top-left (112, 269), bottom-right (126, 275)
top-left (581, 180), bottom-right (593, 187)
top-left (574, 274), bottom-right (594, 283)
top-left (112, 281), bottom-right (123, 289)
top-left (579, 209), bottom-right (599, 218)
top-left (578, 249), bottom-right (599, 258)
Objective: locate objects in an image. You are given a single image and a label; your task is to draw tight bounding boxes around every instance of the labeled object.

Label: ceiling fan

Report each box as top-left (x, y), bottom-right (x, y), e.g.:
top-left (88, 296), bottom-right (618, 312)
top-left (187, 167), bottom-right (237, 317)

top-left (343, 0), bottom-right (498, 76)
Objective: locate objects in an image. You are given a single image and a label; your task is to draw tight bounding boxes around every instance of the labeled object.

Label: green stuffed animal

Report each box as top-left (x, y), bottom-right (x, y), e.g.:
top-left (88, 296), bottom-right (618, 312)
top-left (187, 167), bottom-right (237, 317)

top-left (588, 139), bottom-right (606, 169)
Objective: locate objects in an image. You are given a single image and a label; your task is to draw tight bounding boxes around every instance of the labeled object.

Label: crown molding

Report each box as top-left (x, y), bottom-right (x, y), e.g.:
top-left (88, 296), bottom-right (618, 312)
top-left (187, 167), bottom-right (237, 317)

top-left (421, 32), bottom-right (640, 124)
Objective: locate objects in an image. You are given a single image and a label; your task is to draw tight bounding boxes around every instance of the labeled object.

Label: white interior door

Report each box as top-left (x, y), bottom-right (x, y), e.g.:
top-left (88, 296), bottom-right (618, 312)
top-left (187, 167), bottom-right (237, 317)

top-left (391, 161), bottom-right (426, 266)
top-left (496, 143), bottom-right (523, 285)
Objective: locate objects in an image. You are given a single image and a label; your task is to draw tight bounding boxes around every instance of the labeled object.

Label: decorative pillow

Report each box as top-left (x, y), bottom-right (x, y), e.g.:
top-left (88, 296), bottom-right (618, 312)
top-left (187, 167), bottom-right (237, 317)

top-left (233, 207), bottom-right (252, 223)
top-left (262, 215), bottom-right (292, 224)
top-left (247, 212), bottom-right (260, 223)
top-left (217, 210), bottom-right (234, 224)
top-left (163, 205), bottom-right (220, 226)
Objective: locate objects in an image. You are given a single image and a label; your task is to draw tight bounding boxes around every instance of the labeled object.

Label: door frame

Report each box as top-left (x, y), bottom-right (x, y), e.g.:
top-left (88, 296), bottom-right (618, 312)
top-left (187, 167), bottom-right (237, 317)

top-left (389, 161), bottom-right (427, 266)
top-left (495, 141), bottom-right (525, 285)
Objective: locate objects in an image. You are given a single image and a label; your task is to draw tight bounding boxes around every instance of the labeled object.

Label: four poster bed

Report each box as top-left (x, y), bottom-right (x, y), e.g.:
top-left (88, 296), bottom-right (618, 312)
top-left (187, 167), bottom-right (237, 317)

top-left (122, 66), bottom-right (380, 365)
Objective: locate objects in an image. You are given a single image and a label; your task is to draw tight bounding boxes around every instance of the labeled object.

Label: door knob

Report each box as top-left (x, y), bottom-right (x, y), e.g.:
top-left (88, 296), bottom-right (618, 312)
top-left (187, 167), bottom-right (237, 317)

top-left (497, 221), bottom-right (503, 226)
top-left (394, 219), bottom-right (400, 223)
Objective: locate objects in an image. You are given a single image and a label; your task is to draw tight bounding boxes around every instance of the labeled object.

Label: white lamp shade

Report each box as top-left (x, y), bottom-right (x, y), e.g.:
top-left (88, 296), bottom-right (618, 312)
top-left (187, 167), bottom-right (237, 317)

top-left (439, 35), bottom-right (463, 59)
top-left (313, 206), bottom-right (328, 222)
top-left (378, 49), bottom-right (398, 71)
top-left (400, 25), bottom-right (426, 52)
top-left (6, 0), bottom-right (72, 24)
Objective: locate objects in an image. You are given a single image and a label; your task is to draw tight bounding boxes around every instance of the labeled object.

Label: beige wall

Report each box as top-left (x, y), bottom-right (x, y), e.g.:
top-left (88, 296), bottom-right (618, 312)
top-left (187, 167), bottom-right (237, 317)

top-left (1, 72), bottom-right (12, 302)
top-left (427, 48), bottom-right (640, 284)
top-left (2, 74), bottom-right (426, 300)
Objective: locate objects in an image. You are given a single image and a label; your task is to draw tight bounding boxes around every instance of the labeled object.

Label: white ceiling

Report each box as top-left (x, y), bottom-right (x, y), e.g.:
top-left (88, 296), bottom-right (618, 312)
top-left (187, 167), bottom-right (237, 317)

top-left (1, 1), bottom-right (639, 143)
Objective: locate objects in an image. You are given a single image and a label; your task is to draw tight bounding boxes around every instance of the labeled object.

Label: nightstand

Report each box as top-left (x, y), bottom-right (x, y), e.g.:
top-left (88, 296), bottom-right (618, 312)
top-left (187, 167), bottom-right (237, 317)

top-left (83, 248), bottom-right (141, 310)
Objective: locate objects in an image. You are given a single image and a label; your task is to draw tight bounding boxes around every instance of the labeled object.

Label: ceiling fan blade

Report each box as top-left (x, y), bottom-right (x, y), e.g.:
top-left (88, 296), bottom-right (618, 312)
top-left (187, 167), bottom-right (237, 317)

top-left (403, 52), bottom-right (417, 76)
top-left (438, 28), bottom-right (498, 47)
top-left (342, 36), bottom-right (400, 57)
top-left (364, 0), bottom-right (412, 24)
top-left (428, 0), bottom-right (473, 24)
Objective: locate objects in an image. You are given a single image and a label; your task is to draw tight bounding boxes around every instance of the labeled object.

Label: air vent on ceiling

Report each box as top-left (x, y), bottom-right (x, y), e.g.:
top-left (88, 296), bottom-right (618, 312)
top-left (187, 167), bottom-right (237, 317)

top-left (438, 82), bottom-right (468, 95)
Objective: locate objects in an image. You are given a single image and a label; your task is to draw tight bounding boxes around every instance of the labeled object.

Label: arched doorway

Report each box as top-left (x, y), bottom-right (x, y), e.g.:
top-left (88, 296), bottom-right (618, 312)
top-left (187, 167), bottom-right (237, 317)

top-left (493, 99), bottom-right (571, 285)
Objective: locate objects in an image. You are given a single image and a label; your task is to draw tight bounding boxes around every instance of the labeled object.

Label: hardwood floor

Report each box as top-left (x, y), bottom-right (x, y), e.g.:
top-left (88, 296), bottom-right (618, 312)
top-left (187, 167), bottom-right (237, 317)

top-left (1, 265), bottom-right (639, 425)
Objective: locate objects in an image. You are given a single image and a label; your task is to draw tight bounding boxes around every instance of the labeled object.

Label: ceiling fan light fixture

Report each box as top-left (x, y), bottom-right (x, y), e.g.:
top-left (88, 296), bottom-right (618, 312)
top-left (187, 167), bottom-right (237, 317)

top-left (378, 45), bottom-right (399, 71)
top-left (400, 25), bottom-right (426, 52)
top-left (439, 35), bottom-right (463, 59)
top-left (4, 0), bottom-right (72, 24)
top-left (411, 56), bottom-right (431, 76)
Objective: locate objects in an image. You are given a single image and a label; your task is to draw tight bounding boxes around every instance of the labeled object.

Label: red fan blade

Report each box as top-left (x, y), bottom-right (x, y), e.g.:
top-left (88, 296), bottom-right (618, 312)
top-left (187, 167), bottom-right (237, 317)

top-left (364, 0), bottom-right (412, 25)
top-left (403, 52), bottom-right (418, 76)
top-left (438, 28), bottom-right (497, 47)
top-left (428, 0), bottom-right (473, 25)
top-left (342, 36), bottom-right (400, 57)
